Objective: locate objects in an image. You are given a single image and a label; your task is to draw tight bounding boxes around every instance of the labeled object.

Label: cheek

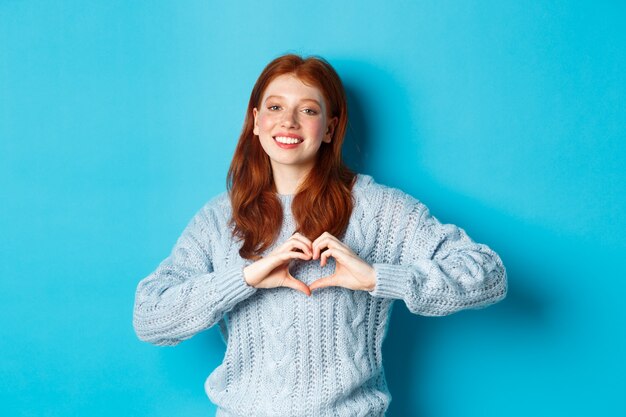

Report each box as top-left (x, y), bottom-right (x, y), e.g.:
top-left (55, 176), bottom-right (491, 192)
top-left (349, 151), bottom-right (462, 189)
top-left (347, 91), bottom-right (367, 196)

top-left (257, 113), bottom-right (276, 131)
top-left (305, 119), bottom-right (326, 136)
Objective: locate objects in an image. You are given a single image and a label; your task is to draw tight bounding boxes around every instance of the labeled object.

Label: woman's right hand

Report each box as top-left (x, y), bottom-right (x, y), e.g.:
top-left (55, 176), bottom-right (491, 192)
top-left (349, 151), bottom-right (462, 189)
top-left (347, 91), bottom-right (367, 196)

top-left (243, 232), bottom-right (313, 296)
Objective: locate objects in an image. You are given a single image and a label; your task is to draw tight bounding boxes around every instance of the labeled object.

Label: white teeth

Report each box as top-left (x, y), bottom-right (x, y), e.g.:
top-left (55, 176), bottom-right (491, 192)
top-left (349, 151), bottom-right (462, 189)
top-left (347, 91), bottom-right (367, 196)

top-left (274, 136), bottom-right (303, 144)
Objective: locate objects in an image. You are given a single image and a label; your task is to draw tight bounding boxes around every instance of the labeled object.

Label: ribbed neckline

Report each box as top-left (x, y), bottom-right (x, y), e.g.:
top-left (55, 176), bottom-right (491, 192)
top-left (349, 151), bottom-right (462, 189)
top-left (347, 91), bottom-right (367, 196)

top-left (277, 193), bottom-right (295, 203)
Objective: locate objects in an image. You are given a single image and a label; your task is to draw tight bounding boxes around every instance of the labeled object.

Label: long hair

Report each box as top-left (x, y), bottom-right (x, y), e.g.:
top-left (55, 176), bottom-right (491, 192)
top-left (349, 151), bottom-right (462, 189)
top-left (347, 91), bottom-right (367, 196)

top-left (226, 54), bottom-right (357, 260)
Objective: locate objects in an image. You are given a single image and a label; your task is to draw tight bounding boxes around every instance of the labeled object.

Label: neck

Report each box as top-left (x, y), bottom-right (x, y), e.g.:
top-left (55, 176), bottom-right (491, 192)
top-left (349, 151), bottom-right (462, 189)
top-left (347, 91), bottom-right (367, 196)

top-left (271, 163), bottom-right (314, 195)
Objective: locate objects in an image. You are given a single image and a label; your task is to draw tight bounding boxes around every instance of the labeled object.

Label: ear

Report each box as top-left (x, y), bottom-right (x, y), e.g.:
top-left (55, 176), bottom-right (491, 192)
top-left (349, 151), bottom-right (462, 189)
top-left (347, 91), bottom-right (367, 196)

top-left (252, 108), bottom-right (259, 135)
top-left (324, 116), bottom-right (338, 143)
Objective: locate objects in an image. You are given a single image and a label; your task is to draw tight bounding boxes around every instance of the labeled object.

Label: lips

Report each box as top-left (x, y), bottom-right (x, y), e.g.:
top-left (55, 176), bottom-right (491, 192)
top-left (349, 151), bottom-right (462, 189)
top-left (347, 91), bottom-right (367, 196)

top-left (273, 135), bottom-right (304, 145)
top-left (272, 135), bottom-right (303, 149)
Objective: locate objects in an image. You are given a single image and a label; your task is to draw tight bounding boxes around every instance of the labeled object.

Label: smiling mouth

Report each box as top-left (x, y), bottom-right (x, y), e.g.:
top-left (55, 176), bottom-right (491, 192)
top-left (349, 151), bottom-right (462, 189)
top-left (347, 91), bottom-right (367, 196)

top-left (273, 136), bottom-right (304, 144)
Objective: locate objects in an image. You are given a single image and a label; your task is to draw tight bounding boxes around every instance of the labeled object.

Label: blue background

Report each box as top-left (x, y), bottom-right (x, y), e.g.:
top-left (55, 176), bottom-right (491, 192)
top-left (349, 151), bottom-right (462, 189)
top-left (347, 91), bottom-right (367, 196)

top-left (1, 1), bottom-right (625, 416)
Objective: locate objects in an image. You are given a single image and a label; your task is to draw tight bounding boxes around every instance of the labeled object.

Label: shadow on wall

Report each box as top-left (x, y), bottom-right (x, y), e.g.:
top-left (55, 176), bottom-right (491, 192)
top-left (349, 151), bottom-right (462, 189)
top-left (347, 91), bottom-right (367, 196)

top-left (333, 61), bottom-right (552, 417)
top-left (382, 203), bottom-right (551, 417)
top-left (336, 58), bottom-right (420, 180)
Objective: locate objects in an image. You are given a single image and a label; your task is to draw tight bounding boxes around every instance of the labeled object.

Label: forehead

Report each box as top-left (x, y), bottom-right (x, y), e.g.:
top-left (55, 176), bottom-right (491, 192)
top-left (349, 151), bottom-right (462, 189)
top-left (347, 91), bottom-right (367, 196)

top-left (262, 74), bottom-right (325, 104)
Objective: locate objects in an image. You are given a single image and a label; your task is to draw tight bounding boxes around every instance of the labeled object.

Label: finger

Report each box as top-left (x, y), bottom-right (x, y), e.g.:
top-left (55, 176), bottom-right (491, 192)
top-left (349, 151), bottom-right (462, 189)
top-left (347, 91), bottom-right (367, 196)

top-left (311, 232), bottom-right (333, 258)
top-left (286, 239), bottom-right (313, 257)
top-left (312, 231), bottom-right (334, 246)
top-left (313, 235), bottom-right (341, 259)
top-left (266, 251), bottom-right (308, 270)
top-left (309, 275), bottom-right (337, 292)
top-left (282, 276), bottom-right (312, 296)
top-left (280, 235), bottom-right (312, 256)
top-left (320, 247), bottom-right (336, 267)
top-left (289, 232), bottom-right (313, 252)
top-left (316, 240), bottom-right (351, 263)
top-left (320, 248), bottom-right (350, 266)
top-left (320, 249), bottom-right (343, 266)
top-left (277, 250), bottom-right (311, 264)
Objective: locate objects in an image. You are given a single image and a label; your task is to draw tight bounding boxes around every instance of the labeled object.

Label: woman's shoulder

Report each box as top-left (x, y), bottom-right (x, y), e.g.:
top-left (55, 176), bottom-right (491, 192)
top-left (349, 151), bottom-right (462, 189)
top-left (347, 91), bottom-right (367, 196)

top-left (353, 173), bottom-right (423, 209)
top-left (188, 190), bottom-right (232, 227)
top-left (205, 190), bottom-right (231, 210)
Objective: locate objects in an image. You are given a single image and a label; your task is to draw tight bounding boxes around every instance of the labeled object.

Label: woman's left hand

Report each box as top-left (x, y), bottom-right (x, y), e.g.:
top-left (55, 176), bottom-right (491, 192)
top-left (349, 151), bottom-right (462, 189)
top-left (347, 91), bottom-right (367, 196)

top-left (308, 232), bottom-right (376, 292)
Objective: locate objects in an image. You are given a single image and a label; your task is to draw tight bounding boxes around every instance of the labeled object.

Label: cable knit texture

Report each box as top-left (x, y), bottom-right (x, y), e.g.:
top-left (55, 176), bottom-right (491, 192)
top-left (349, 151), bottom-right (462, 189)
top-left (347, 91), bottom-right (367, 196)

top-left (133, 173), bottom-right (507, 417)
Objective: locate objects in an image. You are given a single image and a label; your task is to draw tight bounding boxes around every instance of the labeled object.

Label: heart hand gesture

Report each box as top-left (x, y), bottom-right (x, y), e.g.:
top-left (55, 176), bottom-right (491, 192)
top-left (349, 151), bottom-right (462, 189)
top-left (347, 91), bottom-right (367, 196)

top-left (243, 232), bottom-right (376, 295)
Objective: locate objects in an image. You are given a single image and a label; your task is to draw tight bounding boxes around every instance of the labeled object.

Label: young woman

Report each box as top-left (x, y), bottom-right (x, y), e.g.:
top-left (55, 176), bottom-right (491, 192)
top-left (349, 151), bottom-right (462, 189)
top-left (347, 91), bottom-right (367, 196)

top-left (133, 54), bottom-right (507, 417)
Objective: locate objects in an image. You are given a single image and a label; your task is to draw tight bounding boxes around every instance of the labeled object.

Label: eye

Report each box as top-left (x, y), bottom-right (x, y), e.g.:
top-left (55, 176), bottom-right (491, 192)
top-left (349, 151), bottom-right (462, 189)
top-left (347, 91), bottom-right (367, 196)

top-left (268, 105), bottom-right (281, 111)
top-left (302, 108), bottom-right (318, 115)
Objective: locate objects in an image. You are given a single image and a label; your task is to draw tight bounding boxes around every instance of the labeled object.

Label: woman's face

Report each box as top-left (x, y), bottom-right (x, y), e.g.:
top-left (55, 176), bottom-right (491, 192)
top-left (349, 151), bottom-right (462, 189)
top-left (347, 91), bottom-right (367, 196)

top-left (253, 74), bottom-right (337, 176)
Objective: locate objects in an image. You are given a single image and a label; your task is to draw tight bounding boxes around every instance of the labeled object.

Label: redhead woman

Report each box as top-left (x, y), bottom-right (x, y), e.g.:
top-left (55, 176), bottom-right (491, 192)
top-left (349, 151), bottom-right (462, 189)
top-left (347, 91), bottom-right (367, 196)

top-left (133, 54), bottom-right (508, 417)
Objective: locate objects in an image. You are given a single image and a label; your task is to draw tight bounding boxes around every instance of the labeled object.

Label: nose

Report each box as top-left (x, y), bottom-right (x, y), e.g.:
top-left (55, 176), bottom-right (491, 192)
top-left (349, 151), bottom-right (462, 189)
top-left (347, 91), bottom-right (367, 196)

top-left (280, 109), bottom-right (299, 128)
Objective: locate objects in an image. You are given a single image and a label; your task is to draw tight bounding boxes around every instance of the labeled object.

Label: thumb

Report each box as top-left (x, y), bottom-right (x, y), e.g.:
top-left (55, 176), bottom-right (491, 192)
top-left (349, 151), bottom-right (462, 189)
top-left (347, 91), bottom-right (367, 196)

top-left (282, 270), bottom-right (312, 296)
top-left (309, 274), bottom-right (337, 292)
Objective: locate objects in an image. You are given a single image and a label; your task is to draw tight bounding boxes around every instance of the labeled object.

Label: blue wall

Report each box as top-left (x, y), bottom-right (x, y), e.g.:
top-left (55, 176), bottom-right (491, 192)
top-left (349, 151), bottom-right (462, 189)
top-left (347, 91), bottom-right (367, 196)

top-left (1, 1), bottom-right (624, 416)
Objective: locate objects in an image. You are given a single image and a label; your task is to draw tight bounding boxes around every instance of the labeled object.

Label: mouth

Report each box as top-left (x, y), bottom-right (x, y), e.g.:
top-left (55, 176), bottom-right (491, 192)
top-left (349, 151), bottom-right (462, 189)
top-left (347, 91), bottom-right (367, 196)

top-left (273, 135), bottom-right (304, 145)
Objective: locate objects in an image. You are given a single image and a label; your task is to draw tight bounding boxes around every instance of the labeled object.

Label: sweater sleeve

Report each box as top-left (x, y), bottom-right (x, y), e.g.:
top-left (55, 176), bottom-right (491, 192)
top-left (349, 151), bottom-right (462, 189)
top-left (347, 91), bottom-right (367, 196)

top-left (132, 204), bottom-right (257, 346)
top-left (368, 190), bottom-right (507, 316)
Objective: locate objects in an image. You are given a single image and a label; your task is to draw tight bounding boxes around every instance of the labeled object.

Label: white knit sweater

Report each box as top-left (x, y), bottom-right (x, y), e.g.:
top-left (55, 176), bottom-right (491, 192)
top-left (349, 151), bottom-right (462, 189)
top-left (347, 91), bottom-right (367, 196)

top-left (133, 173), bottom-right (507, 416)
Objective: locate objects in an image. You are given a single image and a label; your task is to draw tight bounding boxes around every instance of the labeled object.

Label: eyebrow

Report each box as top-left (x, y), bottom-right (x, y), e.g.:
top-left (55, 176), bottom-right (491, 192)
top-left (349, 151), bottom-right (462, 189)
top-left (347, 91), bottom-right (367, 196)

top-left (264, 95), bottom-right (321, 107)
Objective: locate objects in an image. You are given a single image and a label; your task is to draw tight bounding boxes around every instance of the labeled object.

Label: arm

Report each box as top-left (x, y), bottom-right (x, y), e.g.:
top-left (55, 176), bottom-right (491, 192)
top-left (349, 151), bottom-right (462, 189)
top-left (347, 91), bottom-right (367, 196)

top-left (132, 204), bottom-right (256, 346)
top-left (368, 190), bottom-right (507, 316)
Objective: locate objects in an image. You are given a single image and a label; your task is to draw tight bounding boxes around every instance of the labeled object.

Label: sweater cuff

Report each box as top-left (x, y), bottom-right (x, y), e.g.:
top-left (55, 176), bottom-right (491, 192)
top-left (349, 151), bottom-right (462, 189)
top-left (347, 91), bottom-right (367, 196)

top-left (368, 263), bottom-right (414, 300)
top-left (213, 263), bottom-right (257, 308)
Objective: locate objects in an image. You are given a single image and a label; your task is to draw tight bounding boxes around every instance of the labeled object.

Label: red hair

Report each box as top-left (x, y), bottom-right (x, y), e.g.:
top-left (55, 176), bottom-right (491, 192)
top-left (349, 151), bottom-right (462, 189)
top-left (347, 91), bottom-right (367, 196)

top-left (226, 54), bottom-right (357, 260)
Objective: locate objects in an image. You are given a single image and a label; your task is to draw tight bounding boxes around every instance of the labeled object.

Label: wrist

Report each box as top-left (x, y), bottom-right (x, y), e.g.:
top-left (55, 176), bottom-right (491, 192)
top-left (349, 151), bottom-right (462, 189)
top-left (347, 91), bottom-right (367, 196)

top-left (364, 265), bottom-right (376, 292)
top-left (243, 265), bottom-right (254, 287)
